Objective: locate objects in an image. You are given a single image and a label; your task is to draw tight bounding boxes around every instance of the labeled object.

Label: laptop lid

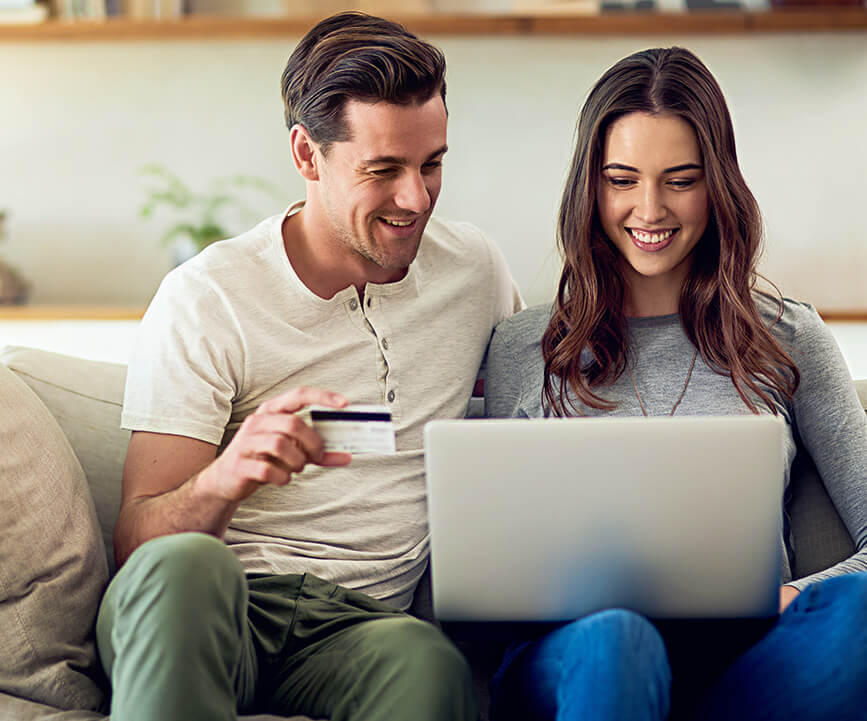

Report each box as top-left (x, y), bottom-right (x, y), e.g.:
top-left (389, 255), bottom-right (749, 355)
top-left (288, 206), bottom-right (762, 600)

top-left (424, 415), bottom-right (784, 623)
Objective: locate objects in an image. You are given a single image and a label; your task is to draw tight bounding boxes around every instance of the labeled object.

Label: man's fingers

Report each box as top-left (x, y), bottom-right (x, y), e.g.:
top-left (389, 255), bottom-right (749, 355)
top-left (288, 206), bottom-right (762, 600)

top-left (253, 436), bottom-right (308, 473)
top-left (255, 387), bottom-right (347, 416)
top-left (235, 448), bottom-right (349, 490)
top-left (242, 413), bottom-right (325, 463)
top-left (238, 456), bottom-right (291, 487)
top-left (320, 451), bottom-right (352, 467)
top-left (223, 393), bottom-right (354, 494)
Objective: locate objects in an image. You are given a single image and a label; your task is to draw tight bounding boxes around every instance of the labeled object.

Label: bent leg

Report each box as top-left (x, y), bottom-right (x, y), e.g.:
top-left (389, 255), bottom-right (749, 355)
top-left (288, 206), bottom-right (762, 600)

top-left (495, 609), bottom-right (671, 721)
top-left (280, 615), bottom-right (476, 721)
top-left (694, 572), bottom-right (867, 721)
top-left (256, 574), bottom-right (476, 721)
top-left (96, 533), bottom-right (256, 721)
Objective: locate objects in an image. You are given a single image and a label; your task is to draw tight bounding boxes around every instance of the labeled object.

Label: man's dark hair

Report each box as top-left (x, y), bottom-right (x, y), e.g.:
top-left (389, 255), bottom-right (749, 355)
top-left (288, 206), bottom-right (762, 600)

top-left (281, 12), bottom-right (447, 155)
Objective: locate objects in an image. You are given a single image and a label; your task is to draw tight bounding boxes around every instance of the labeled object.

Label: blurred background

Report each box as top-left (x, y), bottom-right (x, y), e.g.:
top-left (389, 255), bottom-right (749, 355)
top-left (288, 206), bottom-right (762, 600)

top-left (1, 1), bottom-right (866, 370)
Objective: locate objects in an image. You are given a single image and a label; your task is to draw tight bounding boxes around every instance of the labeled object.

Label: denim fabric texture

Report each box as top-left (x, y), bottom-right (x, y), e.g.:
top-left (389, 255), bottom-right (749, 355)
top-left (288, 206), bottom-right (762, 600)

top-left (492, 572), bottom-right (867, 721)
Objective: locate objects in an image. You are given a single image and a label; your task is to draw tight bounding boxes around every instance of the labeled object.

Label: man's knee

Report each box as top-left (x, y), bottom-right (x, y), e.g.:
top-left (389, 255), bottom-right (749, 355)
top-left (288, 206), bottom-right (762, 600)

top-left (356, 616), bottom-right (475, 707)
top-left (110, 532), bottom-right (245, 614)
top-left (365, 616), bottom-right (469, 674)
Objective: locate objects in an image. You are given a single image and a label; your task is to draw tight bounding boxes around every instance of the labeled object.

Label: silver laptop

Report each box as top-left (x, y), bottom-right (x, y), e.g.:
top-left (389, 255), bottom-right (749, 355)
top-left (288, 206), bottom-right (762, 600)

top-left (424, 415), bottom-right (784, 623)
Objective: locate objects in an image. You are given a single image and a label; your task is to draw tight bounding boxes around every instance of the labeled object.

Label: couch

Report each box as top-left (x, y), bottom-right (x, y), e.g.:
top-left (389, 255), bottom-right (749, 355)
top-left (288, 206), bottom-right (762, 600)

top-left (1, 343), bottom-right (864, 721)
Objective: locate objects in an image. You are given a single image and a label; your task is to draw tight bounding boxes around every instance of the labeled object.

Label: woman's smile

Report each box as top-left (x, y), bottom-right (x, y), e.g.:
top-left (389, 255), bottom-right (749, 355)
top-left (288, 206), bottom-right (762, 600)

top-left (626, 227), bottom-right (680, 251)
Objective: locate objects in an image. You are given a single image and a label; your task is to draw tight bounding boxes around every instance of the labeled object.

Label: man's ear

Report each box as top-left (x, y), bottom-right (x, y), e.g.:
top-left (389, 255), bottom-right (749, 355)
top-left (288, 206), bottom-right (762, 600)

top-left (290, 125), bottom-right (320, 182)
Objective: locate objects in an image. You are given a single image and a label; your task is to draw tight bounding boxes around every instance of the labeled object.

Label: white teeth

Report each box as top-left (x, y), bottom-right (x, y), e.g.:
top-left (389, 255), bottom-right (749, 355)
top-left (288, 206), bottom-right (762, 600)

top-left (382, 218), bottom-right (413, 227)
top-left (631, 228), bottom-right (674, 244)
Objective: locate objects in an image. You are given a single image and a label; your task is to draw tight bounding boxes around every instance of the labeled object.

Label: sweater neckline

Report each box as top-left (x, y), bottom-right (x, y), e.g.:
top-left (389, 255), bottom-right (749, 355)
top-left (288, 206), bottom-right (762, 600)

top-left (626, 313), bottom-right (681, 330)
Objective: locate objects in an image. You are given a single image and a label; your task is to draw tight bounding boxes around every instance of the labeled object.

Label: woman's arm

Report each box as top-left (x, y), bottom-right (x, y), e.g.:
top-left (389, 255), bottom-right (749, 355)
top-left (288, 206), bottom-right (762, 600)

top-left (785, 304), bottom-right (867, 590)
top-left (485, 306), bottom-right (552, 419)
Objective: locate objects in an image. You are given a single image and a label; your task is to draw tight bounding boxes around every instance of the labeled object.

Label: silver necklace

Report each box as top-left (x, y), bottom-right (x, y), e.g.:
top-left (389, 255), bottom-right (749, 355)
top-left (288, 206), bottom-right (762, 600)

top-left (628, 348), bottom-right (698, 417)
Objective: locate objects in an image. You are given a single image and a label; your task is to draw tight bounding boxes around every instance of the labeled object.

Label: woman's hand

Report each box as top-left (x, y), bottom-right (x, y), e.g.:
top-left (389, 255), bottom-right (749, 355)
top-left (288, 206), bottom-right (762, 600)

top-left (779, 584), bottom-right (801, 612)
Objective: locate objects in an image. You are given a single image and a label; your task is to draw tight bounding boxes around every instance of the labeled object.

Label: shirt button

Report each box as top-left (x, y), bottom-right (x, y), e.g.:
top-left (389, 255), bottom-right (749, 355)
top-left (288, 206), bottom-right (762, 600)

top-left (349, 299), bottom-right (358, 311)
top-left (387, 390), bottom-right (395, 403)
top-left (382, 338), bottom-right (389, 350)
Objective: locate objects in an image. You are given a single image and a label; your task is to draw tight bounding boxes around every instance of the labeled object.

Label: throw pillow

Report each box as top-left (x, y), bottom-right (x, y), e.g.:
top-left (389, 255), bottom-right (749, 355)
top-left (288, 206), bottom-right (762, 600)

top-left (0, 345), bottom-right (129, 574)
top-left (0, 361), bottom-right (108, 711)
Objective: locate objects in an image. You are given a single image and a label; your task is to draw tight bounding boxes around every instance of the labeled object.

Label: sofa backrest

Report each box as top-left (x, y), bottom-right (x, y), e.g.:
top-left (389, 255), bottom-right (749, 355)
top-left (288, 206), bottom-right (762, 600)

top-left (1, 344), bottom-right (865, 584)
top-left (786, 379), bottom-right (866, 576)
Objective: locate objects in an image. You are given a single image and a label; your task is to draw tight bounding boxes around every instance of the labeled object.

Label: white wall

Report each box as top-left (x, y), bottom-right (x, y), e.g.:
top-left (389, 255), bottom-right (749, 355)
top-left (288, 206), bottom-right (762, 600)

top-left (2, 31), bottom-right (866, 308)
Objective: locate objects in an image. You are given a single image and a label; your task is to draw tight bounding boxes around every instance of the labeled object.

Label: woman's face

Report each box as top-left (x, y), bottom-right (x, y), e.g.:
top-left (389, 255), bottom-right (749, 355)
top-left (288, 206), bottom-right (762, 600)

top-left (597, 111), bottom-right (710, 315)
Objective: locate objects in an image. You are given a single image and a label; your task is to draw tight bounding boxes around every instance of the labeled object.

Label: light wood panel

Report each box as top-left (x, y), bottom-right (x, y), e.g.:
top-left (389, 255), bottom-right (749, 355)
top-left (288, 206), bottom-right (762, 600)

top-left (0, 305), bottom-right (863, 321)
top-left (0, 9), bottom-right (865, 41)
top-left (0, 305), bottom-right (145, 320)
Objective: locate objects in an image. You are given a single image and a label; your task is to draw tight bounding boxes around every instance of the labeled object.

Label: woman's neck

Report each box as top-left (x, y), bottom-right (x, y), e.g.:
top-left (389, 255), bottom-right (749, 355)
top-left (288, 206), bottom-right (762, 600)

top-left (624, 284), bottom-right (681, 318)
top-left (622, 261), bottom-right (688, 318)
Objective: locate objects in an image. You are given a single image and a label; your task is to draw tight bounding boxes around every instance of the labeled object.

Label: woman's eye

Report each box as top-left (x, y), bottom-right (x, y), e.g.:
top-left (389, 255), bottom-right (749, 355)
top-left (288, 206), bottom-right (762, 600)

top-left (607, 177), bottom-right (635, 188)
top-left (668, 179), bottom-right (696, 189)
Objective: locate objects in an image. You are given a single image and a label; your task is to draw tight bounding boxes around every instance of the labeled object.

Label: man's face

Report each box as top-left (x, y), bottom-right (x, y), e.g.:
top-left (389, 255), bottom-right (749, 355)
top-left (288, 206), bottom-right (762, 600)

top-left (314, 95), bottom-right (448, 279)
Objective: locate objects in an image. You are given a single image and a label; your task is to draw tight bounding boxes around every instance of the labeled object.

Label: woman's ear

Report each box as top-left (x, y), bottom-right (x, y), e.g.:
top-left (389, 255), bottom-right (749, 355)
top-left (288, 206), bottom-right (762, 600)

top-left (290, 125), bottom-right (320, 182)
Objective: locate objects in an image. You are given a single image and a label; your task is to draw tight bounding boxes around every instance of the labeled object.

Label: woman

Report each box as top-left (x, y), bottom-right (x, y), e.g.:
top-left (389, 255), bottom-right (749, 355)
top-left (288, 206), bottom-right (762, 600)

top-left (486, 47), bottom-right (867, 721)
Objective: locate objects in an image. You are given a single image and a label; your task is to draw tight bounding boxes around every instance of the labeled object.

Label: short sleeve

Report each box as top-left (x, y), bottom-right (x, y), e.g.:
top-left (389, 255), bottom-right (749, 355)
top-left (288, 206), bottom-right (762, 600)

top-left (121, 267), bottom-right (244, 445)
top-left (483, 229), bottom-right (525, 325)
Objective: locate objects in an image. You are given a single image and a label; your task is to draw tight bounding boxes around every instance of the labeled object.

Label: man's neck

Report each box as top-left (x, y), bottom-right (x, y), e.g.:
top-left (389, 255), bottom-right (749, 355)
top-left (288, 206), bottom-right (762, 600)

top-left (282, 205), bottom-right (406, 300)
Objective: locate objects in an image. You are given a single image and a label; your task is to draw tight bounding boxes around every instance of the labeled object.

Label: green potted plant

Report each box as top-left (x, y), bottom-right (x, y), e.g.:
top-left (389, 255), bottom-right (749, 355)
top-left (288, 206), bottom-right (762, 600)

top-left (139, 165), bottom-right (281, 265)
top-left (0, 210), bottom-right (30, 305)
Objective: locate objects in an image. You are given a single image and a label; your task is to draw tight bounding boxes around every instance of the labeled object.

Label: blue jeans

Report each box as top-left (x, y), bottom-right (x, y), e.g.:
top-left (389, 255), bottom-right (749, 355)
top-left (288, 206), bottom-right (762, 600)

top-left (491, 572), bottom-right (867, 721)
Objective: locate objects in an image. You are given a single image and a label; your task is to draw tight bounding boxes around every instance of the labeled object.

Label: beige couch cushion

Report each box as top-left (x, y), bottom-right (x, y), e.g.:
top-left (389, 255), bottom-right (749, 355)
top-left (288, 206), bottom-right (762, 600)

top-left (0, 360), bottom-right (108, 711)
top-left (0, 348), bottom-right (317, 720)
top-left (0, 347), bottom-right (128, 573)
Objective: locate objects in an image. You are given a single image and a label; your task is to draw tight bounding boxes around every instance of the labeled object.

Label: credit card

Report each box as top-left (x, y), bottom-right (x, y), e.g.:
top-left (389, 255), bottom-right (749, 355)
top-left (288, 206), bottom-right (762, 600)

top-left (304, 405), bottom-right (396, 455)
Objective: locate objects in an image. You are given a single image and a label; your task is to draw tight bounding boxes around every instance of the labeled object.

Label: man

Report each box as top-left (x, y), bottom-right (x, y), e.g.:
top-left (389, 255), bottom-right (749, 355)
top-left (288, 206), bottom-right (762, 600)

top-left (96, 11), bottom-right (522, 721)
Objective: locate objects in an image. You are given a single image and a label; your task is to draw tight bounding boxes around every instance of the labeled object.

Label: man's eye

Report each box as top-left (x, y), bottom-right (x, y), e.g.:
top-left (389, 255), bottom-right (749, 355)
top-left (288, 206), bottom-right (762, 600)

top-left (422, 161), bottom-right (443, 173)
top-left (370, 168), bottom-right (395, 177)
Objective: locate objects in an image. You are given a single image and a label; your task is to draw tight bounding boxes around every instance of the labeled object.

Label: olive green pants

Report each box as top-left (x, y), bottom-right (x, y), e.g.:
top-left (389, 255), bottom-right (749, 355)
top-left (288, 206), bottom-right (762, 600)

top-left (96, 533), bottom-right (476, 721)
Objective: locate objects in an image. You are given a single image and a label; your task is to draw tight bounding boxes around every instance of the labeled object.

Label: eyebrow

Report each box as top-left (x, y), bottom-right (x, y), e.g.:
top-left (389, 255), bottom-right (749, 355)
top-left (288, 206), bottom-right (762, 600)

top-left (602, 162), bottom-right (703, 173)
top-left (361, 145), bottom-right (449, 168)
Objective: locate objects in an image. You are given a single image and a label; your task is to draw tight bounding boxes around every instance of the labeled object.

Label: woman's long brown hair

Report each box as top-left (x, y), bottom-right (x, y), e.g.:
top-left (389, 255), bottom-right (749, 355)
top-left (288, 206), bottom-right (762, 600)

top-left (542, 47), bottom-right (799, 416)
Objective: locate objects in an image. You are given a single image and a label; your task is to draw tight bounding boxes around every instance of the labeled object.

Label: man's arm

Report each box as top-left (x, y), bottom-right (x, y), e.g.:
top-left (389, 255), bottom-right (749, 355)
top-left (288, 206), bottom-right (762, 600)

top-left (113, 387), bottom-right (351, 569)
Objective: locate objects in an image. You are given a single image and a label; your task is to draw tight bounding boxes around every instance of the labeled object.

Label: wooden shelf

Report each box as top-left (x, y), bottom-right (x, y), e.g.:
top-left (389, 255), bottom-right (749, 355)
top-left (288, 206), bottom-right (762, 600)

top-left (1, 8), bottom-right (865, 41)
top-left (0, 305), bottom-right (144, 320)
top-left (0, 304), bottom-right (862, 321)
top-left (820, 310), bottom-right (867, 323)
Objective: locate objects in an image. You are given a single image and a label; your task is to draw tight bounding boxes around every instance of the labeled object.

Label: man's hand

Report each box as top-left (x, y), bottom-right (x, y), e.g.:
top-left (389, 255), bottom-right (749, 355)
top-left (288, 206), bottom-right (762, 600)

top-left (779, 584), bottom-right (800, 612)
top-left (114, 386), bottom-right (352, 568)
top-left (196, 387), bottom-right (352, 504)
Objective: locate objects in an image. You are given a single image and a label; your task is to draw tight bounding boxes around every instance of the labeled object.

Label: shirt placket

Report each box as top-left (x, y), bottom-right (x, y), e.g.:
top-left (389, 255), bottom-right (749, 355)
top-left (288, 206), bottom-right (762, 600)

top-left (360, 292), bottom-right (401, 426)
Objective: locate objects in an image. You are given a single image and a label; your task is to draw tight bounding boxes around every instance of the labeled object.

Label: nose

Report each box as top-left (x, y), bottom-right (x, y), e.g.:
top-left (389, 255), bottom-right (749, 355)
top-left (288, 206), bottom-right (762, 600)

top-left (635, 183), bottom-right (667, 224)
top-left (394, 170), bottom-right (431, 213)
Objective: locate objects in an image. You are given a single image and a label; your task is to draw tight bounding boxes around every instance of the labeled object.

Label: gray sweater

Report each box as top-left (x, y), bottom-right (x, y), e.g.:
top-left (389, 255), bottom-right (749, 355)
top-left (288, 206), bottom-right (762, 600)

top-left (485, 297), bottom-right (867, 590)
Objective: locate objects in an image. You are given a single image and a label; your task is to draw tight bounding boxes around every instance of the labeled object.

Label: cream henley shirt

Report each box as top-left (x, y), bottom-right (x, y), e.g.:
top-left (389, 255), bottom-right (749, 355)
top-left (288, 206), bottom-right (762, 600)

top-left (122, 203), bottom-right (523, 608)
